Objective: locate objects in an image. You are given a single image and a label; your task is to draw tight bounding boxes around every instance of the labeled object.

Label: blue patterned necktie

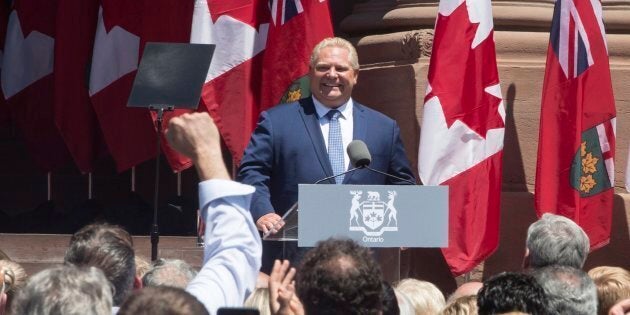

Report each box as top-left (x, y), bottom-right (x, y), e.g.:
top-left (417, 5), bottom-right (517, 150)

top-left (326, 109), bottom-right (344, 184)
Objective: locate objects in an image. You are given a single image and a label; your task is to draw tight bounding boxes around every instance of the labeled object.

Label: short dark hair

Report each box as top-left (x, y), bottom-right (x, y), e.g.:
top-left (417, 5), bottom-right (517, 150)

top-left (118, 286), bottom-right (209, 315)
top-left (477, 272), bottom-right (549, 315)
top-left (297, 238), bottom-right (382, 315)
top-left (382, 281), bottom-right (400, 315)
top-left (64, 223), bottom-right (135, 306)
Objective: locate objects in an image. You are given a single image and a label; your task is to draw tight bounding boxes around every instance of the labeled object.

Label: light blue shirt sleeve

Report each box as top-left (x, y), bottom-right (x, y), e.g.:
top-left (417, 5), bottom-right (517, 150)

top-left (186, 179), bottom-right (262, 314)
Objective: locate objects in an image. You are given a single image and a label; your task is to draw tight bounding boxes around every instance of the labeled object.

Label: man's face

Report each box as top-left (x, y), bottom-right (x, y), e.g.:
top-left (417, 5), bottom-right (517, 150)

top-left (309, 46), bottom-right (358, 108)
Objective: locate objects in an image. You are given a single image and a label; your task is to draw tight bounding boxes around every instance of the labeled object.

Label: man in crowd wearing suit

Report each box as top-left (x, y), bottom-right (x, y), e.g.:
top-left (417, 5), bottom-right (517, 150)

top-left (238, 37), bottom-right (415, 272)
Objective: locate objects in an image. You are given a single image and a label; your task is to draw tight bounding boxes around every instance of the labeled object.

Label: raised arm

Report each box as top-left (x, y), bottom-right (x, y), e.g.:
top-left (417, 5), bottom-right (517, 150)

top-left (166, 113), bottom-right (262, 314)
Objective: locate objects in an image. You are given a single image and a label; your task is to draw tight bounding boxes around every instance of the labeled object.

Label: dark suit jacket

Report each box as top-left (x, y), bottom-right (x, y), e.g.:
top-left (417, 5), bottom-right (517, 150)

top-left (237, 97), bottom-right (415, 222)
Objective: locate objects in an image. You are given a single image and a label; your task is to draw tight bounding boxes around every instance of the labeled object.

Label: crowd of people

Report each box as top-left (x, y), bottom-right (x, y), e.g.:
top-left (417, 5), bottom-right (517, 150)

top-left (1, 37), bottom-right (629, 315)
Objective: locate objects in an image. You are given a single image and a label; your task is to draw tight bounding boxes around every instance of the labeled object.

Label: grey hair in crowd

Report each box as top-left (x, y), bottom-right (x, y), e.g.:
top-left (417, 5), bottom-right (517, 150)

top-left (309, 37), bottom-right (359, 70)
top-left (11, 265), bottom-right (113, 315)
top-left (526, 213), bottom-right (590, 269)
top-left (532, 265), bottom-right (598, 315)
top-left (142, 258), bottom-right (198, 288)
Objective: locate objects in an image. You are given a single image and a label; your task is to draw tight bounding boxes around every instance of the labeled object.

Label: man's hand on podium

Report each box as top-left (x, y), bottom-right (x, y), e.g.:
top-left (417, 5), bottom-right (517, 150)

top-left (257, 213), bottom-right (285, 234)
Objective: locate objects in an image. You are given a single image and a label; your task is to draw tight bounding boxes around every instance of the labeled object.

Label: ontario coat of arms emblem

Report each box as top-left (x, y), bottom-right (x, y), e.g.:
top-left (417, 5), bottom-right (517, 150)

top-left (349, 190), bottom-right (399, 237)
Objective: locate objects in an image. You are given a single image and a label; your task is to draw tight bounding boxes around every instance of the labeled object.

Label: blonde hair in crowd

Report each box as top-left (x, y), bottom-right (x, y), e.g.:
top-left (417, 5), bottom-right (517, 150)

top-left (244, 287), bottom-right (271, 315)
top-left (440, 295), bottom-right (478, 315)
top-left (588, 266), bottom-right (630, 315)
top-left (395, 278), bottom-right (446, 315)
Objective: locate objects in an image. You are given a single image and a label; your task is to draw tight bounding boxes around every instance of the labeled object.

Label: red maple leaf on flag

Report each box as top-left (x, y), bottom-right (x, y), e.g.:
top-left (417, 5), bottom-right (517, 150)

top-left (101, 0), bottom-right (142, 33)
top-left (14, 0), bottom-right (57, 37)
top-left (207, 0), bottom-right (270, 30)
top-left (426, 3), bottom-right (503, 139)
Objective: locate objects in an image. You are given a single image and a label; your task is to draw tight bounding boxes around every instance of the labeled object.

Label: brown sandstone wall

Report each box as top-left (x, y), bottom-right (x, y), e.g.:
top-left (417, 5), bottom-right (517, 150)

top-left (340, 0), bottom-right (630, 293)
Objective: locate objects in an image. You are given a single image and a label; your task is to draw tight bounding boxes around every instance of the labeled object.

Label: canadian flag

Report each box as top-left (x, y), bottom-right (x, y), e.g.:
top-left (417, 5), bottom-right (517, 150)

top-left (88, 0), bottom-right (156, 172)
top-left (418, 0), bottom-right (505, 275)
top-left (2, 0), bottom-right (71, 171)
top-left (89, 0), bottom-right (193, 172)
top-left (142, 0), bottom-right (195, 172)
top-left (0, 1), bottom-right (9, 126)
top-left (191, 0), bottom-right (333, 165)
top-left (191, 0), bottom-right (269, 165)
top-left (53, 0), bottom-right (106, 173)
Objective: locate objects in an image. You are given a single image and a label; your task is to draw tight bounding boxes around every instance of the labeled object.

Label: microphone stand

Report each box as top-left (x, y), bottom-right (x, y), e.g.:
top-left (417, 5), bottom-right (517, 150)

top-left (313, 166), bottom-right (363, 184)
top-left (363, 166), bottom-right (417, 185)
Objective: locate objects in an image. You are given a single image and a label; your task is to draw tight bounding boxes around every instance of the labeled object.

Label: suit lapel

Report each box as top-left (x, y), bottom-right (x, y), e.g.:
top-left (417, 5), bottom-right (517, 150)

top-left (298, 98), bottom-right (334, 179)
top-left (344, 101), bottom-right (367, 183)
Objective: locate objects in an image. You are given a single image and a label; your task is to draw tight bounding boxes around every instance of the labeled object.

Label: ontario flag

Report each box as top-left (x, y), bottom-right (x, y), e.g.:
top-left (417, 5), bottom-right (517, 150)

top-left (535, 0), bottom-right (615, 249)
top-left (418, 0), bottom-right (505, 275)
top-left (191, 0), bottom-right (333, 165)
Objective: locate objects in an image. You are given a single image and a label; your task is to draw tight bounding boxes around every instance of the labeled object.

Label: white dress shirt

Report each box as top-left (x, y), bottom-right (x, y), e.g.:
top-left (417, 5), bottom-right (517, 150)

top-left (186, 179), bottom-right (262, 314)
top-left (312, 96), bottom-right (354, 171)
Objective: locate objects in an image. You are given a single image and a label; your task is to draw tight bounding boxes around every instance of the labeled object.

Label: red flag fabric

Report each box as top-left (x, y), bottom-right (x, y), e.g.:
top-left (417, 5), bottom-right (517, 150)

top-left (260, 0), bottom-right (333, 109)
top-left (88, 0), bottom-right (156, 172)
top-left (2, 0), bottom-right (72, 171)
top-left (143, 0), bottom-right (195, 172)
top-left (418, 0), bottom-right (505, 275)
top-left (89, 0), bottom-right (193, 172)
top-left (191, 0), bottom-right (333, 165)
top-left (535, 0), bottom-right (616, 249)
top-left (54, 0), bottom-right (106, 173)
top-left (0, 1), bottom-right (10, 127)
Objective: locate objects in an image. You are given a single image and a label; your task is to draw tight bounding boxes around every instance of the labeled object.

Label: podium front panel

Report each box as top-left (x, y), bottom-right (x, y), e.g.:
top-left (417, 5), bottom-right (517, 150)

top-left (298, 184), bottom-right (448, 248)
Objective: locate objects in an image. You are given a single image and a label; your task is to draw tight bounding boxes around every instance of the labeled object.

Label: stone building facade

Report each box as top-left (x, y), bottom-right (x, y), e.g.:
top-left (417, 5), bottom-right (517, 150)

top-left (335, 0), bottom-right (630, 291)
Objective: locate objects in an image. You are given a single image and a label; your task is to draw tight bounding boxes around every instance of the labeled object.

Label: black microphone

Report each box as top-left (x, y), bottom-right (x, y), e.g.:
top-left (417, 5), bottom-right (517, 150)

top-left (314, 140), bottom-right (370, 184)
top-left (350, 140), bottom-right (417, 185)
top-left (347, 140), bottom-right (371, 168)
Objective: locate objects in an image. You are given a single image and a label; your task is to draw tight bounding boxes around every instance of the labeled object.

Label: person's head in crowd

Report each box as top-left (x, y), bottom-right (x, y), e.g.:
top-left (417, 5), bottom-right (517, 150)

top-left (11, 265), bottom-right (112, 315)
top-left (532, 265), bottom-right (597, 315)
top-left (135, 255), bottom-right (151, 279)
top-left (588, 266), bottom-right (630, 315)
top-left (297, 238), bottom-right (382, 314)
top-left (394, 288), bottom-right (416, 315)
top-left (525, 213), bottom-right (589, 269)
top-left (382, 281), bottom-right (401, 315)
top-left (118, 286), bottom-right (209, 315)
top-left (448, 282), bottom-right (483, 303)
top-left (64, 223), bottom-right (138, 306)
top-left (142, 258), bottom-right (198, 288)
top-left (395, 278), bottom-right (445, 315)
top-left (244, 287), bottom-right (271, 315)
top-left (440, 295), bottom-right (478, 315)
top-left (0, 259), bottom-right (27, 311)
top-left (309, 37), bottom-right (359, 108)
top-left (477, 272), bottom-right (548, 315)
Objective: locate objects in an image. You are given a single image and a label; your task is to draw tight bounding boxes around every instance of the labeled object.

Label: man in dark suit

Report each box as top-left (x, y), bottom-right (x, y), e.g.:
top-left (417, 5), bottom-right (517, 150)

top-left (237, 37), bottom-right (415, 273)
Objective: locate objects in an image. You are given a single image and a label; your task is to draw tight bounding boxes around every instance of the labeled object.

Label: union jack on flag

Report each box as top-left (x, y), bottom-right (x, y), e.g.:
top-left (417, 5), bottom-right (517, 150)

top-left (549, 0), bottom-right (607, 79)
top-left (269, 0), bottom-right (304, 26)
